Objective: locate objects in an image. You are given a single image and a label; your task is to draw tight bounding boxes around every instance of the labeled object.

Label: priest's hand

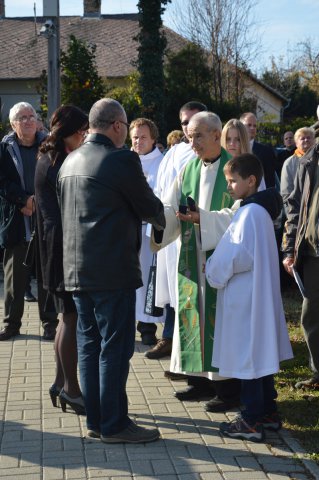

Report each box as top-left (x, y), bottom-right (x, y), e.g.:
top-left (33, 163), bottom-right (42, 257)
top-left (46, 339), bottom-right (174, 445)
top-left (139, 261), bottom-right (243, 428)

top-left (283, 256), bottom-right (294, 276)
top-left (177, 210), bottom-right (200, 224)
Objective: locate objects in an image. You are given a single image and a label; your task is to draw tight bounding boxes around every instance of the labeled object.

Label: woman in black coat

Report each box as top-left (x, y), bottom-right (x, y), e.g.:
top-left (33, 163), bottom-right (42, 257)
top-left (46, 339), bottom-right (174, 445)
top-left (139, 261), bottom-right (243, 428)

top-left (35, 105), bottom-right (88, 414)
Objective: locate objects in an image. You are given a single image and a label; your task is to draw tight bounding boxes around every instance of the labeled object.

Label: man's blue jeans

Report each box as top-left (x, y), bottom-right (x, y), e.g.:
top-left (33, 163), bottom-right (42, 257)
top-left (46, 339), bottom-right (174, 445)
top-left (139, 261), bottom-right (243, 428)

top-left (73, 288), bottom-right (136, 435)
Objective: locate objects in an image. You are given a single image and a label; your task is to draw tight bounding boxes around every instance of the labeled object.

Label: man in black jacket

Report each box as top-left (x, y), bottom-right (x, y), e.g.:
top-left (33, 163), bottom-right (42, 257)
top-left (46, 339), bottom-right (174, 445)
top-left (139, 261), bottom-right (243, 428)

top-left (0, 102), bottom-right (58, 341)
top-left (282, 143), bottom-right (319, 389)
top-left (58, 98), bottom-right (165, 443)
top-left (240, 112), bottom-right (277, 188)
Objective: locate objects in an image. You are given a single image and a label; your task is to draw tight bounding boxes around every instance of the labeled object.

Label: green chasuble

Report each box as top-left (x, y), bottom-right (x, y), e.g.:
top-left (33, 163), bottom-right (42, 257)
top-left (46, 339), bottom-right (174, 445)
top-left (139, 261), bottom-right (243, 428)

top-left (178, 148), bottom-right (233, 372)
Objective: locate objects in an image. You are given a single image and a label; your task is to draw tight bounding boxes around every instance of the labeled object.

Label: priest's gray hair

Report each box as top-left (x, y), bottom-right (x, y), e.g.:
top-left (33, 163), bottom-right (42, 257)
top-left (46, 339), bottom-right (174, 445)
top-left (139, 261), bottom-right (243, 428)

top-left (9, 102), bottom-right (36, 123)
top-left (89, 98), bottom-right (126, 130)
top-left (189, 111), bottom-right (222, 132)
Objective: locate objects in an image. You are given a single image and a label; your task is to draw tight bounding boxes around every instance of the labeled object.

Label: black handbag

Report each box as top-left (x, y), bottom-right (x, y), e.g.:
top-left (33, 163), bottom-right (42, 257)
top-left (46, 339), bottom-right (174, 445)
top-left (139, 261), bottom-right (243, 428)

top-left (144, 254), bottom-right (164, 317)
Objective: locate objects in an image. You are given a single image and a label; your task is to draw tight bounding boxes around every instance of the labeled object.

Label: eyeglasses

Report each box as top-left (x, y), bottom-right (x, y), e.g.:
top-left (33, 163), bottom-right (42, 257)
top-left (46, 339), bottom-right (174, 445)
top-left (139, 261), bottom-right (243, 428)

top-left (16, 115), bottom-right (37, 123)
top-left (181, 120), bottom-right (189, 127)
top-left (117, 120), bottom-right (130, 129)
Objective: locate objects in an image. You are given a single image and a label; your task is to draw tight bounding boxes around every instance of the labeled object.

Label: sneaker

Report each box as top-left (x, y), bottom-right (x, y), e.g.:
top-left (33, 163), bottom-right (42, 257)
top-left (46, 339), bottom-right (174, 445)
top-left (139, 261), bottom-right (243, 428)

top-left (295, 376), bottom-right (319, 389)
top-left (220, 415), bottom-right (264, 442)
top-left (262, 412), bottom-right (282, 431)
top-left (0, 325), bottom-right (20, 341)
top-left (101, 422), bottom-right (160, 444)
top-left (145, 338), bottom-right (172, 359)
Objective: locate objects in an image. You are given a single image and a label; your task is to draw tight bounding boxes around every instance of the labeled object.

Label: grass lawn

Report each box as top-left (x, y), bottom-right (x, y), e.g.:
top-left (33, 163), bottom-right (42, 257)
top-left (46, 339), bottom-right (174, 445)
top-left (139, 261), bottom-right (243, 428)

top-left (277, 282), bottom-right (319, 464)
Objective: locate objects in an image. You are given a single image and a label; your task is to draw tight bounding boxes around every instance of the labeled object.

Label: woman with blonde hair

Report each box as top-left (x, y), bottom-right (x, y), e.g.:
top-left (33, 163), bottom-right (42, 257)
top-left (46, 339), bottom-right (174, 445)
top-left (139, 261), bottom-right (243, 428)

top-left (221, 119), bottom-right (251, 157)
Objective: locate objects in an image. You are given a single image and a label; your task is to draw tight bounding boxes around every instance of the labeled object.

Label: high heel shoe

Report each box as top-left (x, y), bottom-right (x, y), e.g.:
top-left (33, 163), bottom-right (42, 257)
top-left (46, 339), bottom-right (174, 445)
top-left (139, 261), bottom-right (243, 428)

top-left (59, 389), bottom-right (86, 415)
top-left (49, 384), bottom-right (61, 408)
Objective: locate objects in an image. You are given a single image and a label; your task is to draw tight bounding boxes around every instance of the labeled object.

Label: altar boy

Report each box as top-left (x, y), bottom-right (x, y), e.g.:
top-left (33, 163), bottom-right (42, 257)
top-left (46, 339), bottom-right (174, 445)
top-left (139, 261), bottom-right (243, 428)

top-left (206, 153), bottom-right (293, 442)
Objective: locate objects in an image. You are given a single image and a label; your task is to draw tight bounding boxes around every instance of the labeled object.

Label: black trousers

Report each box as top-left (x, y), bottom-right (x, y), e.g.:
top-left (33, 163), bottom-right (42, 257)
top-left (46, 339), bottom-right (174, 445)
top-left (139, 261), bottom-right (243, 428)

top-left (3, 243), bottom-right (58, 329)
top-left (188, 375), bottom-right (241, 402)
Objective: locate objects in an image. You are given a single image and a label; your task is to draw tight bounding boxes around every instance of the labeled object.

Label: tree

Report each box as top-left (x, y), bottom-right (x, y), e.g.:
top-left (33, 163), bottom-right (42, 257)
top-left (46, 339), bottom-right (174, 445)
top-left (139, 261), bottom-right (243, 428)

top-left (60, 35), bottom-right (105, 113)
top-left (135, 0), bottom-right (171, 136)
top-left (105, 72), bottom-right (143, 122)
top-left (168, 0), bottom-right (260, 107)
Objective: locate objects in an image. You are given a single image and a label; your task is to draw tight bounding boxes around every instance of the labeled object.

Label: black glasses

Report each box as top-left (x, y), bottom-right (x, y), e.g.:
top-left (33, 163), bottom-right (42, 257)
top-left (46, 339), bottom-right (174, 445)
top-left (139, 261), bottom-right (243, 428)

top-left (110, 120), bottom-right (129, 129)
top-left (181, 120), bottom-right (189, 127)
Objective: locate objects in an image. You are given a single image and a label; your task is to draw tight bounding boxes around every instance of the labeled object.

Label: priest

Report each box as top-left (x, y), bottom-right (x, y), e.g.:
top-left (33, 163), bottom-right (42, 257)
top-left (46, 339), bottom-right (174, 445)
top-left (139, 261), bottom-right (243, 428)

top-left (152, 111), bottom-right (241, 410)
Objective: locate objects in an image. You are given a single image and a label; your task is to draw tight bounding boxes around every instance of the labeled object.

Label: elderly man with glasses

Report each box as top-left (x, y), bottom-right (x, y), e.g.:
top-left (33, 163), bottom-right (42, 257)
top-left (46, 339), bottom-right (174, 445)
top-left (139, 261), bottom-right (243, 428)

top-left (0, 101), bottom-right (58, 341)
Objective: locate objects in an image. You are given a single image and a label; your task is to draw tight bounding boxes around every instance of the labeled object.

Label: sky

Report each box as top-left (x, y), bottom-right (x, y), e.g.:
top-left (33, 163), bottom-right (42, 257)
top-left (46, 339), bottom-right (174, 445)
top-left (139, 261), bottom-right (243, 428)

top-left (5, 0), bottom-right (319, 74)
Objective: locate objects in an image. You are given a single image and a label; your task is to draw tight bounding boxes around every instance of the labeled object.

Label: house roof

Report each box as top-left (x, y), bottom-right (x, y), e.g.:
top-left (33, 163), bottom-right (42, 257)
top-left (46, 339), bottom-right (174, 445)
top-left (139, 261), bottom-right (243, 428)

top-left (0, 14), bottom-right (187, 80)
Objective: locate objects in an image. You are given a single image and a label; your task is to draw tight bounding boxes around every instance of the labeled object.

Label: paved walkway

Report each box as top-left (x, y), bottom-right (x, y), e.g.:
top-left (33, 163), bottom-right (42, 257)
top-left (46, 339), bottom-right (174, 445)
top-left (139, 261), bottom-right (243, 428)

top-left (1, 284), bottom-right (319, 480)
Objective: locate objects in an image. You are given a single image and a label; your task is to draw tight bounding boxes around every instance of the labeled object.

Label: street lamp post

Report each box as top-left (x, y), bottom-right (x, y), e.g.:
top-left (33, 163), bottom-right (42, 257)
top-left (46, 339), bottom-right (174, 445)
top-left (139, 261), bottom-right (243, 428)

top-left (40, 0), bottom-right (60, 120)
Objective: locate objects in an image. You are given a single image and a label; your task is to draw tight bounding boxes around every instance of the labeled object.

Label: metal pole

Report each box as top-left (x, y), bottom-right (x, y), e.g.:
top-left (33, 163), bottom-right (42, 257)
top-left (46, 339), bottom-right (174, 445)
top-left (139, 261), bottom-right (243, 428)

top-left (43, 0), bottom-right (60, 120)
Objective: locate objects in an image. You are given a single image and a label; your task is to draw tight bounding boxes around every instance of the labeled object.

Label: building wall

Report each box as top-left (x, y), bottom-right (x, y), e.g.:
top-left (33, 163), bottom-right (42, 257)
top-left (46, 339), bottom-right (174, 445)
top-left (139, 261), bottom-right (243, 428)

top-left (0, 80), bottom-right (41, 121)
top-left (243, 81), bottom-right (283, 123)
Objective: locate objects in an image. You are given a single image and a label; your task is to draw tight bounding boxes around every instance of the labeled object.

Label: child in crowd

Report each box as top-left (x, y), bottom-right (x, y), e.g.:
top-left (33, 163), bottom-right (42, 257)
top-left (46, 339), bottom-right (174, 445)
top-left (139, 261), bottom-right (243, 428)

top-left (205, 153), bottom-right (293, 442)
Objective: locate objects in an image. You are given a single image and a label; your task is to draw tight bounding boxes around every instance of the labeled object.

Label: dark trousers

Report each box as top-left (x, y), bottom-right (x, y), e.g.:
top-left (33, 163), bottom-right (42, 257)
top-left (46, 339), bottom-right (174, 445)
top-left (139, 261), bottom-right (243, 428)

top-left (137, 304), bottom-right (175, 339)
top-left (3, 243), bottom-right (57, 329)
top-left (74, 288), bottom-right (136, 436)
top-left (241, 374), bottom-right (277, 424)
top-left (188, 375), bottom-right (241, 401)
top-left (301, 256), bottom-right (319, 375)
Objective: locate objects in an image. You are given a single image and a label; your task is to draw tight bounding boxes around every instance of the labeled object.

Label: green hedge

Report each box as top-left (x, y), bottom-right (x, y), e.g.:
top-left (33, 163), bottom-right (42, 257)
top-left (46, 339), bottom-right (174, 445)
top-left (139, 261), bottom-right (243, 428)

top-left (257, 117), bottom-right (316, 146)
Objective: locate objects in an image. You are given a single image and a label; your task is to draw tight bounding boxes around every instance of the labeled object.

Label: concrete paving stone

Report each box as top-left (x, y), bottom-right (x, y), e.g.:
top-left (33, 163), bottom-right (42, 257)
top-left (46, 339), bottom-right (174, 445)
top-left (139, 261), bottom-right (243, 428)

top-left (85, 450), bottom-right (107, 463)
top-left (151, 459), bottom-right (177, 475)
top-left (174, 462), bottom-right (218, 475)
top-left (200, 473), bottom-right (225, 480)
top-left (2, 429), bottom-right (22, 442)
top-left (43, 457), bottom-right (86, 467)
top-left (248, 443), bottom-right (275, 455)
top-left (263, 464), bottom-right (306, 473)
top-left (0, 466), bottom-right (42, 476)
top-left (0, 454), bottom-right (20, 467)
top-left (22, 429), bottom-right (42, 441)
top-left (216, 458), bottom-right (241, 472)
top-left (4, 410), bottom-right (24, 421)
top-left (128, 460), bottom-right (154, 476)
top-left (43, 438), bottom-right (64, 451)
top-left (65, 465), bottom-right (89, 479)
top-left (0, 475), bottom-right (42, 480)
top-left (208, 444), bottom-right (250, 457)
top-left (223, 472), bottom-right (268, 479)
top-left (87, 462), bottom-right (132, 477)
top-left (20, 451), bottom-right (42, 466)
top-left (266, 475), bottom-right (293, 479)
top-left (43, 418), bottom-right (62, 429)
top-left (23, 409), bottom-right (43, 420)
top-left (7, 391), bottom-right (24, 401)
top-left (236, 455), bottom-right (263, 471)
top-left (43, 466), bottom-right (65, 479)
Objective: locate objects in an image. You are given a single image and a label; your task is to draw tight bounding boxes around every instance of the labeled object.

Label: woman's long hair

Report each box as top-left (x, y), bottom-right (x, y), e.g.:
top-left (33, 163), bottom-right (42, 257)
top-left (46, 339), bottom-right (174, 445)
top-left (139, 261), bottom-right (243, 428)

top-left (221, 119), bottom-right (251, 155)
top-left (39, 105), bottom-right (88, 164)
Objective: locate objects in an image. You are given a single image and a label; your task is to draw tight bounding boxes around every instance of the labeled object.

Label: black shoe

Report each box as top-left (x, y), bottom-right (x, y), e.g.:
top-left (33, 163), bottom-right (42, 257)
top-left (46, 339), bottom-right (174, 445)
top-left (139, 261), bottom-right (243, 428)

top-left (141, 333), bottom-right (157, 346)
top-left (174, 385), bottom-right (215, 401)
top-left (59, 389), bottom-right (86, 415)
top-left (164, 370), bottom-right (187, 381)
top-left (42, 324), bottom-right (56, 341)
top-left (0, 325), bottom-right (20, 341)
top-left (49, 384), bottom-right (61, 408)
top-left (24, 291), bottom-right (37, 302)
top-left (204, 395), bottom-right (241, 413)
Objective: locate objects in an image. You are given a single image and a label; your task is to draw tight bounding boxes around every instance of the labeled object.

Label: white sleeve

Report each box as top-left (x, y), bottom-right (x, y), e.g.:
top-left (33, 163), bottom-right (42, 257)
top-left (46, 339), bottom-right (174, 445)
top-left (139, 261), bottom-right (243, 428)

top-left (200, 201), bottom-right (240, 251)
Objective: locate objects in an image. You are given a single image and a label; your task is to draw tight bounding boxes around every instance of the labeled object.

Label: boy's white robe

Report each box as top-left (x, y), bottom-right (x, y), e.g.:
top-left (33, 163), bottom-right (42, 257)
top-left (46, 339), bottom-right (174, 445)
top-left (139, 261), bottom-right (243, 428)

top-left (205, 203), bottom-right (293, 379)
top-left (136, 146), bottom-right (164, 324)
top-left (152, 159), bottom-right (237, 378)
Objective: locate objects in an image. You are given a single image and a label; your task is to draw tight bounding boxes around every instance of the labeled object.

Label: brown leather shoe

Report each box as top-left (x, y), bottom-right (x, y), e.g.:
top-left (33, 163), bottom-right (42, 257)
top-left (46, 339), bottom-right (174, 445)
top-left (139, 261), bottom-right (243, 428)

top-left (144, 338), bottom-right (172, 359)
top-left (0, 325), bottom-right (20, 341)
